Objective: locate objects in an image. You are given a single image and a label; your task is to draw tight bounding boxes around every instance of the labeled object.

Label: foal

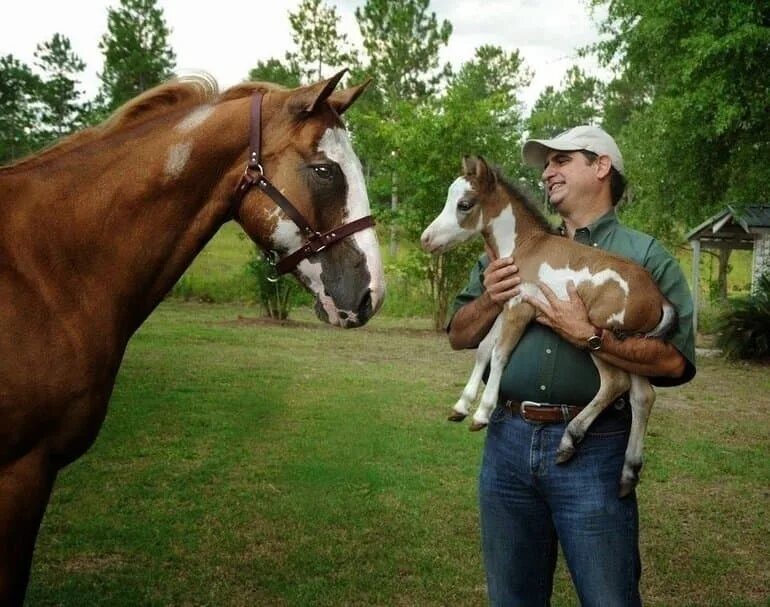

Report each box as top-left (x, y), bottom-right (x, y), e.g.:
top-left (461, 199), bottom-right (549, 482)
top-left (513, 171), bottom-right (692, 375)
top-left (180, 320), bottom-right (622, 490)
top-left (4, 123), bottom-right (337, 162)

top-left (421, 156), bottom-right (676, 497)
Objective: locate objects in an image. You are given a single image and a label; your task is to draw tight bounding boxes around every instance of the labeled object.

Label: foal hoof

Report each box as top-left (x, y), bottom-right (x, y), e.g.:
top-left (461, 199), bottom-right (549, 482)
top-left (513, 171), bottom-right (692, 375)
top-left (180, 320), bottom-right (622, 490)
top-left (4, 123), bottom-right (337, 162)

top-left (555, 447), bottom-right (575, 464)
top-left (618, 479), bottom-right (638, 498)
top-left (469, 421), bottom-right (487, 432)
top-left (447, 410), bottom-right (467, 422)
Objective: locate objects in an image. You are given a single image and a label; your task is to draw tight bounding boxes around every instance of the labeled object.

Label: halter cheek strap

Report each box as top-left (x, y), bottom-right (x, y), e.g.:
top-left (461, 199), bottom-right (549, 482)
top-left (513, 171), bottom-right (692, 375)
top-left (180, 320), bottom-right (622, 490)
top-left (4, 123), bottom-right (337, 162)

top-left (231, 92), bottom-right (375, 275)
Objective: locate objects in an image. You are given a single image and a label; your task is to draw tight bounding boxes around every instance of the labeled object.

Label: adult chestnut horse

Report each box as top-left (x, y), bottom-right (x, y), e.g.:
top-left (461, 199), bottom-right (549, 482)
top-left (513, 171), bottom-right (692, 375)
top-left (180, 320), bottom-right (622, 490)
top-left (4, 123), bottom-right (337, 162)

top-left (0, 69), bottom-right (384, 605)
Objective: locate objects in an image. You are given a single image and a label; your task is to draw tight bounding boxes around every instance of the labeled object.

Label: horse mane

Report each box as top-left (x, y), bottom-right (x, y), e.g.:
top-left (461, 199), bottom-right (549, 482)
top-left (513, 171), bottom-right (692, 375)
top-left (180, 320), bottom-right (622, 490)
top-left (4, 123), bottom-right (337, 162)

top-left (1, 74), bottom-right (287, 173)
top-left (493, 166), bottom-right (557, 234)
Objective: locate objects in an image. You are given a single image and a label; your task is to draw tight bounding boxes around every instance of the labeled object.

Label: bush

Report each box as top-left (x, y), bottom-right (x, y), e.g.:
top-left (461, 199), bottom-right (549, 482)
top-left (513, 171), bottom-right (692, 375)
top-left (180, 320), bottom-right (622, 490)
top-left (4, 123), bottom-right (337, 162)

top-left (715, 272), bottom-right (770, 361)
top-left (246, 248), bottom-right (312, 320)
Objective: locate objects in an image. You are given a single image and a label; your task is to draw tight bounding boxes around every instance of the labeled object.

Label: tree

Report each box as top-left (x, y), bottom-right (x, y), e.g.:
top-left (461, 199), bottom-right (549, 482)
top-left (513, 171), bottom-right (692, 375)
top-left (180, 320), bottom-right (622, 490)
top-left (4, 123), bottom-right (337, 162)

top-left (354, 0), bottom-right (452, 104)
top-left (527, 66), bottom-right (605, 138)
top-left (286, 0), bottom-right (357, 83)
top-left (248, 58), bottom-right (301, 88)
top-left (589, 0), bottom-right (770, 243)
top-left (98, 0), bottom-right (176, 111)
top-left (34, 33), bottom-right (89, 142)
top-left (361, 45), bottom-right (532, 328)
top-left (0, 55), bottom-right (42, 163)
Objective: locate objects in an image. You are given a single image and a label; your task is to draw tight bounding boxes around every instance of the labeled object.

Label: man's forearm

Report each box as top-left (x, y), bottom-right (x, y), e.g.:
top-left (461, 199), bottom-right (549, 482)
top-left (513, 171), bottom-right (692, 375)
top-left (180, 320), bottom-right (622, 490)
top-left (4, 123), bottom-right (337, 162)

top-left (447, 292), bottom-right (502, 350)
top-left (596, 331), bottom-right (686, 378)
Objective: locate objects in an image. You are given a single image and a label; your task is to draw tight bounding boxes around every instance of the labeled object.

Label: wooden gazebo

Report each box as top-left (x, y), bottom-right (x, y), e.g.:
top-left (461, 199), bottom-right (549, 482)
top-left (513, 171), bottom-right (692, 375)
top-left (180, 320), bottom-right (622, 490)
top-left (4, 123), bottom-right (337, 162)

top-left (686, 205), bottom-right (770, 333)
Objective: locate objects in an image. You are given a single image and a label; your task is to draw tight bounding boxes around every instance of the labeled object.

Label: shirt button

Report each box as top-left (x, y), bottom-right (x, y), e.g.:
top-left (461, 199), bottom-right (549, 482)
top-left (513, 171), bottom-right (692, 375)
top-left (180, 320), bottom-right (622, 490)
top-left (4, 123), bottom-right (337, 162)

top-left (546, 348), bottom-right (552, 354)
top-left (540, 385), bottom-right (546, 391)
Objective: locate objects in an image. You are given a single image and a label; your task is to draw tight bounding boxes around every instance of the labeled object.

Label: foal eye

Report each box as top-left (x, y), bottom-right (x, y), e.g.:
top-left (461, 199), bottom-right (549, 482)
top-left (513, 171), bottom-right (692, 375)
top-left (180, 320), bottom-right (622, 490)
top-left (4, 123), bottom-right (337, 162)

top-left (312, 165), bottom-right (334, 180)
top-left (457, 199), bottom-right (476, 212)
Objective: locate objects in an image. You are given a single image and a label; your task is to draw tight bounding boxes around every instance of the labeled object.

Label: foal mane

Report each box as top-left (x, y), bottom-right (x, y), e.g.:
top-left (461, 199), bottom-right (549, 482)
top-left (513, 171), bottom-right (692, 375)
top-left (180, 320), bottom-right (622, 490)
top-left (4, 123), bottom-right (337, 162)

top-left (491, 167), bottom-right (557, 235)
top-left (1, 74), bottom-right (287, 174)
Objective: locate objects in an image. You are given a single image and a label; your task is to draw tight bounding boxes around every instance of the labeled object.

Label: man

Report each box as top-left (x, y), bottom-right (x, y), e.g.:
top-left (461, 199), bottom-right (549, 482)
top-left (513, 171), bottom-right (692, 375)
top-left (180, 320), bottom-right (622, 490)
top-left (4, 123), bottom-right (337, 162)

top-left (448, 125), bottom-right (696, 606)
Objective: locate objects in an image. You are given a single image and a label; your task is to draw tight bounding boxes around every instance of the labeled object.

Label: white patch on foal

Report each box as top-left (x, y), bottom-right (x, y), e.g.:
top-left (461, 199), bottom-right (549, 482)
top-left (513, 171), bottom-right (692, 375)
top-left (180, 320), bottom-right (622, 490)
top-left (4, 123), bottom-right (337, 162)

top-left (164, 142), bottom-right (192, 182)
top-left (421, 177), bottom-right (479, 250)
top-left (538, 262), bottom-right (630, 298)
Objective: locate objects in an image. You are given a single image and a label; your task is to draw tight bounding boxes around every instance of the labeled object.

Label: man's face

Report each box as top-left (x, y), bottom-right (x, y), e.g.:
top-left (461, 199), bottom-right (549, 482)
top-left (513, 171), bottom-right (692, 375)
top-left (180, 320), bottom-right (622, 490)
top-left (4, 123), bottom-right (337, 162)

top-left (541, 150), bottom-right (599, 212)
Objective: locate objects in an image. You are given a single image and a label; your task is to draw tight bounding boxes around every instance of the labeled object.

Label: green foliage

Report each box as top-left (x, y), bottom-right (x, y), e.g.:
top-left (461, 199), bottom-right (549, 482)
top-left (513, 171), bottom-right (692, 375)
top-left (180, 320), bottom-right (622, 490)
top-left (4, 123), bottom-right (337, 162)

top-left (33, 34), bottom-right (90, 142)
top-left (590, 0), bottom-right (770, 242)
top-left (98, 0), bottom-right (176, 111)
top-left (354, 0), bottom-right (452, 104)
top-left (248, 58), bottom-right (301, 88)
top-left (287, 0), bottom-right (358, 82)
top-left (0, 54), bottom-right (42, 163)
top-left (246, 250), bottom-right (300, 320)
top-left (716, 273), bottom-right (770, 361)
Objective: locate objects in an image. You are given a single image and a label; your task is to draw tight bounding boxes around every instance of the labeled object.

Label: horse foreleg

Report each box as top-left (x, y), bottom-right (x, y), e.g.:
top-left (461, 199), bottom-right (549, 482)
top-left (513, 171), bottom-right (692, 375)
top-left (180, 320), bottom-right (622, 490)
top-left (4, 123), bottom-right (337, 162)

top-left (0, 448), bottom-right (56, 607)
top-left (470, 304), bottom-right (533, 431)
top-left (448, 316), bottom-right (502, 422)
top-left (556, 356), bottom-right (630, 463)
top-left (618, 375), bottom-right (656, 497)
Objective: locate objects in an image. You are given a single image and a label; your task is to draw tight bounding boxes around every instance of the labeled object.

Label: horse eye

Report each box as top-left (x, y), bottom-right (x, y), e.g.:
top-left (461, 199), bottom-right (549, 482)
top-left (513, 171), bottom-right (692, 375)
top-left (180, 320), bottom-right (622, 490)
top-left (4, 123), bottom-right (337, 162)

top-left (457, 198), bottom-right (475, 212)
top-left (312, 165), bottom-right (334, 180)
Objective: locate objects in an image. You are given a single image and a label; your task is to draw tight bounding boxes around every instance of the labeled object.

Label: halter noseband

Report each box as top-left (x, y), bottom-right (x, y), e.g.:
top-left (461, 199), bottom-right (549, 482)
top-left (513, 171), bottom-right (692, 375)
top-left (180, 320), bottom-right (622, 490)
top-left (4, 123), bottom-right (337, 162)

top-left (231, 91), bottom-right (375, 276)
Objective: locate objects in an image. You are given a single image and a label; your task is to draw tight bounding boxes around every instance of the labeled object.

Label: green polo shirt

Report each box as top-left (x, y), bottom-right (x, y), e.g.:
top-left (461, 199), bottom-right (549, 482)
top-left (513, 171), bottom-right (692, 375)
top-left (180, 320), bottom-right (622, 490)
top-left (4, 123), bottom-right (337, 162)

top-left (449, 210), bottom-right (697, 406)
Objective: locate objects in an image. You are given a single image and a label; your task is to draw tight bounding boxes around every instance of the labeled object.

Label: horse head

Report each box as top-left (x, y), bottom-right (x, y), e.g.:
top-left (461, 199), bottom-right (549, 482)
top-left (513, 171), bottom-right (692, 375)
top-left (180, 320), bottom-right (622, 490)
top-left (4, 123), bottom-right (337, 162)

top-left (229, 71), bottom-right (384, 328)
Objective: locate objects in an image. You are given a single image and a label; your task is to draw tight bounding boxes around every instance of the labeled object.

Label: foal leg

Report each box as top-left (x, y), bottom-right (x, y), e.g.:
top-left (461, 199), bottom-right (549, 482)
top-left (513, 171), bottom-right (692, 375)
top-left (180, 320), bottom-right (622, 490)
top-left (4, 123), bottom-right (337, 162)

top-left (448, 315), bottom-right (502, 422)
top-left (556, 356), bottom-right (630, 463)
top-left (618, 375), bottom-right (656, 498)
top-left (0, 448), bottom-right (57, 606)
top-left (470, 304), bottom-right (534, 431)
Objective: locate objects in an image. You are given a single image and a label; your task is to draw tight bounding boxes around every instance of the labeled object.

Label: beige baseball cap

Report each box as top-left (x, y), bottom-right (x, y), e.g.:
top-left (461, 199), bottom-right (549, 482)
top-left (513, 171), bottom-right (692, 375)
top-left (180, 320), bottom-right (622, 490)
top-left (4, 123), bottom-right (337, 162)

top-left (522, 125), bottom-right (625, 176)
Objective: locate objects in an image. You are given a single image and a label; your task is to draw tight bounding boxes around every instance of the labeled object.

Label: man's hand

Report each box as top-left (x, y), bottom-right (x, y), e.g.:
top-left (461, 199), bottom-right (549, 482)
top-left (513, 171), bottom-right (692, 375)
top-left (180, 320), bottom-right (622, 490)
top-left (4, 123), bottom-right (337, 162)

top-left (483, 249), bottom-right (521, 307)
top-left (523, 280), bottom-right (596, 348)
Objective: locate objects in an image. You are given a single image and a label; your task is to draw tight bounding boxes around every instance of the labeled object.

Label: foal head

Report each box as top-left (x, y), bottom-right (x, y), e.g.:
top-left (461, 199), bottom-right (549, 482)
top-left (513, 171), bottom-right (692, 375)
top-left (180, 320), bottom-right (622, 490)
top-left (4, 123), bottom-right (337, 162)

top-left (421, 156), bottom-right (508, 255)
top-left (225, 71), bottom-right (384, 327)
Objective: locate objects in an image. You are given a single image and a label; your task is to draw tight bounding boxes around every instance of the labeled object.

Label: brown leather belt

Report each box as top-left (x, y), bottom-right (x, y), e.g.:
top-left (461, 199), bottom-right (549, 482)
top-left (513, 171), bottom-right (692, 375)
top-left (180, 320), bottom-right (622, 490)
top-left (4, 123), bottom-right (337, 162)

top-left (503, 400), bottom-right (585, 424)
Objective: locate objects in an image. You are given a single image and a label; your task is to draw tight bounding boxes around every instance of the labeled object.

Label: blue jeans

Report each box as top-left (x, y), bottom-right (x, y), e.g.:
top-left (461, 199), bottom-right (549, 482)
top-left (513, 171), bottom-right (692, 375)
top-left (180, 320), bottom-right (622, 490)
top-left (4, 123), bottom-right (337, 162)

top-left (479, 405), bottom-right (641, 607)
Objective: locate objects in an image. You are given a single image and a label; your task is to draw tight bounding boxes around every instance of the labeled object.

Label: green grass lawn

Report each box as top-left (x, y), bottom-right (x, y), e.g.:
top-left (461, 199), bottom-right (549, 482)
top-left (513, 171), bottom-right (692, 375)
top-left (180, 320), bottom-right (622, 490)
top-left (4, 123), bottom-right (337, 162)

top-left (27, 302), bottom-right (769, 606)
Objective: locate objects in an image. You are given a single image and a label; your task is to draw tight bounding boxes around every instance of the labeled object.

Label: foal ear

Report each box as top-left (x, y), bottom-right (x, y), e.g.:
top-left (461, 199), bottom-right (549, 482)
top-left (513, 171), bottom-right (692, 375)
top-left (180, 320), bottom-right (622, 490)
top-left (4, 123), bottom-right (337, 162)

top-left (475, 156), bottom-right (497, 191)
top-left (329, 78), bottom-right (372, 115)
top-left (461, 155), bottom-right (476, 176)
top-left (290, 69), bottom-right (348, 116)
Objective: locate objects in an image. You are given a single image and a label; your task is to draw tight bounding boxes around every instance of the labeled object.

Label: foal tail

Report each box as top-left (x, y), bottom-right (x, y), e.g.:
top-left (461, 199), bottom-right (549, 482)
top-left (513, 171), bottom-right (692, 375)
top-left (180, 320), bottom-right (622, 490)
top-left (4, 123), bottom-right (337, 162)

top-left (646, 301), bottom-right (677, 339)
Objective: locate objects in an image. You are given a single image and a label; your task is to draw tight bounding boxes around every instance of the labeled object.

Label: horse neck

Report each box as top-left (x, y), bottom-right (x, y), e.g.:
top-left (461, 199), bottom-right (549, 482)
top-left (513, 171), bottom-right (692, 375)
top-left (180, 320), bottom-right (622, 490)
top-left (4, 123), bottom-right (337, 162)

top-left (484, 187), bottom-right (547, 259)
top-left (2, 98), bottom-right (251, 342)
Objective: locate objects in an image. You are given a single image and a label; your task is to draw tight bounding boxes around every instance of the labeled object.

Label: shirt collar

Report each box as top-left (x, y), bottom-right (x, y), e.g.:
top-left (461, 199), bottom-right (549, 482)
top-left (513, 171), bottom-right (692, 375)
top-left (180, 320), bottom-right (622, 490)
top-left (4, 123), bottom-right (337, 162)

top-left (559, 209), bottom-right (619, 241)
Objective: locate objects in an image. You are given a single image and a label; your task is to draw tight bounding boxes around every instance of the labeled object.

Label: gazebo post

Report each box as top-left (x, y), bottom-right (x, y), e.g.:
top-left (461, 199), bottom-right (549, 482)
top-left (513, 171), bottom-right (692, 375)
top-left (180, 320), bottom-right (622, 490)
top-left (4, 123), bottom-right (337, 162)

top-left (690, 238), bottom-right (701, 335)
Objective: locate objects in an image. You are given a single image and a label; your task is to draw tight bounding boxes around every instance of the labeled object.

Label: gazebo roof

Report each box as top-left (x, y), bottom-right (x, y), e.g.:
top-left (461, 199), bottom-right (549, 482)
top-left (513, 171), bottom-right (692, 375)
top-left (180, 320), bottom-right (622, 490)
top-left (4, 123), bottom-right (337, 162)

top-left (686, 205), bottom-right (770, 250)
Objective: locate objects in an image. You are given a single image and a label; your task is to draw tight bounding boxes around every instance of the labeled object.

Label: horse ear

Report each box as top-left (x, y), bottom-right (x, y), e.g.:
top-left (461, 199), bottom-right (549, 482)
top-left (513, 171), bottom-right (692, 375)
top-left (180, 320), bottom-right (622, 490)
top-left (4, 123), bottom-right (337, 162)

top-left (290, 69), bottom-right (348, 116)
top-left (475, 156), bottom-right (497, 191)
top-left (329, 78), bottom-right (372, 115)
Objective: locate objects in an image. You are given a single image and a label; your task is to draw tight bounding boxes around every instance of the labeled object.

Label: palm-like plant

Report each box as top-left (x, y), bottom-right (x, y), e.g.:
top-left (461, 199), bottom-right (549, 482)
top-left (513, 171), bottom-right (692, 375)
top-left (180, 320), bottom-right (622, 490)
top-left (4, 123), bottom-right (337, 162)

top-left (716, 272), bottom-right (770, 361)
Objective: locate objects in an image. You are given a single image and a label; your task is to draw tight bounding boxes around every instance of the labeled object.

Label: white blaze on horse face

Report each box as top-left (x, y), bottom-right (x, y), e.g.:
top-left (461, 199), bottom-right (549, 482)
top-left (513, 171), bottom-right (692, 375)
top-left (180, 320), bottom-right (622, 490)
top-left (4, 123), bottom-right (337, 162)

top-left (316, 127), bottom-right (385, 311)
top-left (421, 177), bottom-right (480, 251)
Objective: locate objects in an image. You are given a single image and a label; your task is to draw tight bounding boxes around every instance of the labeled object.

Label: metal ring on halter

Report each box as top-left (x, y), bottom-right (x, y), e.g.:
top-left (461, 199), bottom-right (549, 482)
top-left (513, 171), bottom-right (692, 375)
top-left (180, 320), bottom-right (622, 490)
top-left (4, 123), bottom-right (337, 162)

top-left (263, 250), bottom-right (281, 283)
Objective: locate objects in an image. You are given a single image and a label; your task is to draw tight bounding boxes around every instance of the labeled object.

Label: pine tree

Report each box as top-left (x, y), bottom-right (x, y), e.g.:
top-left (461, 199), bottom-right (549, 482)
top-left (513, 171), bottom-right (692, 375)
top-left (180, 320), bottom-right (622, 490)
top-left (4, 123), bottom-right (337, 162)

top-left (0, 54), bottom-right (42, 163)
top-left (98, 0), bottom-right (176, 111)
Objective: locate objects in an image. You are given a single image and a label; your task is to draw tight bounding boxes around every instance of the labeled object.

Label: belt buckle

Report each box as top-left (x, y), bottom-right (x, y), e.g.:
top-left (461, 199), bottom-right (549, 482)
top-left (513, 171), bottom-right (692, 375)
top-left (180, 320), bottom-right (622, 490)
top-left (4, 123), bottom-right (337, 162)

top-left (520, 400), bottom-right (542, 422)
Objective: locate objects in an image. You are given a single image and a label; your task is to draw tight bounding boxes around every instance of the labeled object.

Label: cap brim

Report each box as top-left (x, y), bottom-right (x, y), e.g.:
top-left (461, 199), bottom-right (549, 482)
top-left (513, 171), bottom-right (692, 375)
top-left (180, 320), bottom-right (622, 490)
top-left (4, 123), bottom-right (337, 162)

top-left (522, 138), bottom-right (582, 170)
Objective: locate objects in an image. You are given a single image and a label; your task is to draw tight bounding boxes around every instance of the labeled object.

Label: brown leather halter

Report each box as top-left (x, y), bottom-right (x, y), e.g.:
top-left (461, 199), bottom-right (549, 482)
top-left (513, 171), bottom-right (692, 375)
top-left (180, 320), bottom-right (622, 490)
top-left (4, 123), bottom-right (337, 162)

top-left (232, 92), bottom-right (375, 276)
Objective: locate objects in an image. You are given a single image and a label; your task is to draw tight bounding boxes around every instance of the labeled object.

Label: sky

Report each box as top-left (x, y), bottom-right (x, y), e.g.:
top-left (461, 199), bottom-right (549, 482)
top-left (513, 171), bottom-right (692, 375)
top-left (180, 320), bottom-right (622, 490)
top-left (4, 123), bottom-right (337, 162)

top-left (0, 0), bottom-right (609, 112)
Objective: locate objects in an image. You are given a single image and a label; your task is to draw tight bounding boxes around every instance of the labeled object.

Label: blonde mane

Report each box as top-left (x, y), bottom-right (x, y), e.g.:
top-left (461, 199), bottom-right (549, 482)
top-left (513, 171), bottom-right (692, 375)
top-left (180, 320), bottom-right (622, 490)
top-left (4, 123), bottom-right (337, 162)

top-left (1, 73), bottom-right (284, 173)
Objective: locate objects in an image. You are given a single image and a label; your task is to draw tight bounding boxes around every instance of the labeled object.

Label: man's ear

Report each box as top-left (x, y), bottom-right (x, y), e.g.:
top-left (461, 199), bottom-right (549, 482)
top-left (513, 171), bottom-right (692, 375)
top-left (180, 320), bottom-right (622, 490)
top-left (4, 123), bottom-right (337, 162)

top-left (596, 155), bottom-right (613, 179)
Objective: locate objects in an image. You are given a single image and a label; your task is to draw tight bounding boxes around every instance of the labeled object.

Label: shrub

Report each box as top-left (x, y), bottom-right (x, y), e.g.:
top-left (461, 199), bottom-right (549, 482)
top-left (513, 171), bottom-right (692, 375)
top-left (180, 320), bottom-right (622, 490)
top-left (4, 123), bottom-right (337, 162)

top-left (715, 272), bottom-right (770, 361)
